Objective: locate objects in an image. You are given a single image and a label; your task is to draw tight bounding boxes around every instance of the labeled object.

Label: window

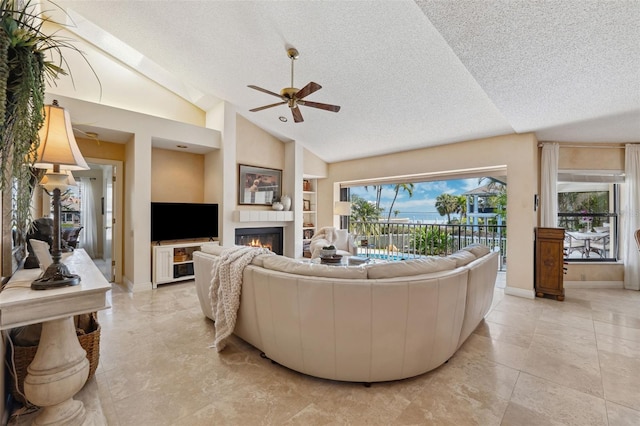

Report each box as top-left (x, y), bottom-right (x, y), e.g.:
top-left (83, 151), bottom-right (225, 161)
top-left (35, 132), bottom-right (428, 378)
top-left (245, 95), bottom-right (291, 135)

top-left (558, 181), bottom-right (619, 261)
top-left (57, 185), bottom-right (82, 226)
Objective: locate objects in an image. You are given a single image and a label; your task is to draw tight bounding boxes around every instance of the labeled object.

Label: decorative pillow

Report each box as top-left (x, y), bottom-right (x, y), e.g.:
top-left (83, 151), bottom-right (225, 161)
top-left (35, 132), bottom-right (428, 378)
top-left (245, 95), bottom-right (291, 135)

top-left (448, 250), bottom-right (477, 267)
top-left (334, 229), bottom-right (350, 250)
top-left (262, 256), bottom-right (367, 279)
top-left (366, 257), bottom-right (456, 279)
top-left (461, 243), bottom-right (491, 258)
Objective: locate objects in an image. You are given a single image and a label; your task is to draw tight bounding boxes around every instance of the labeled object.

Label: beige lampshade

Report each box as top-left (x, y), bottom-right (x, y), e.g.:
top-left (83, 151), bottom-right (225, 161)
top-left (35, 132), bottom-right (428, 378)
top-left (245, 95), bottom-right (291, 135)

top-left (334, 201), bottom-right (351, 216)
top-left (34, 101), bottom-right (89, 171)
top-left (39, 170), bottom-right (77, 191)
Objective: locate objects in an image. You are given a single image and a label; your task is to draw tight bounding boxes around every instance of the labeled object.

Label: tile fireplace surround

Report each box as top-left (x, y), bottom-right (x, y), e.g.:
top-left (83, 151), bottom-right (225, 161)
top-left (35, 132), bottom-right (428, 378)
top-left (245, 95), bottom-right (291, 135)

top-left (235, 227), bottom-right (283, 255)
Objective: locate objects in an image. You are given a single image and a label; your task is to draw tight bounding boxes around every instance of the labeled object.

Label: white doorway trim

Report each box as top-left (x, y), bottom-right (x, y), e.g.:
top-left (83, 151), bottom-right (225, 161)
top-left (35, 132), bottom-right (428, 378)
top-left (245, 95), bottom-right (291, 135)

top-left (85, 157), bottom-right (123, 284)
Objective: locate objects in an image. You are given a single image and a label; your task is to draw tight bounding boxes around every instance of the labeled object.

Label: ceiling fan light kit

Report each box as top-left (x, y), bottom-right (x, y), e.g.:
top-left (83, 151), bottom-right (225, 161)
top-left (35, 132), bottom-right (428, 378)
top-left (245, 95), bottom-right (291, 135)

top-left (248, 47), bottom-right (340, 123)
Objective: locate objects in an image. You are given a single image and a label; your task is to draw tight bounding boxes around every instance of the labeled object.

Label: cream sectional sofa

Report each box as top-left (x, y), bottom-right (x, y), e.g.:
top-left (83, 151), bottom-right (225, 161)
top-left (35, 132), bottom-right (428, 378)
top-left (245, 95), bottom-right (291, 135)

top-left (194, 243), bottom-right (499, 383)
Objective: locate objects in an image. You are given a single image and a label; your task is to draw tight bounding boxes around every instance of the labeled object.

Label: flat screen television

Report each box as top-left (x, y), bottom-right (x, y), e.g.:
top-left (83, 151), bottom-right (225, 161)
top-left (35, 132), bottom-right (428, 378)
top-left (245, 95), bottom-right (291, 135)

top-left (151, 202), bottom-right (218, 242)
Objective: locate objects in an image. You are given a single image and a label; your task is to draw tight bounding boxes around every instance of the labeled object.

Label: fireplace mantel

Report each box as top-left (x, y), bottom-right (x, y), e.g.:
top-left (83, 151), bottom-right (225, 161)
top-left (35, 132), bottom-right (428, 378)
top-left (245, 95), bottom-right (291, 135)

top-left (235, 210), bottom-right (293, 223)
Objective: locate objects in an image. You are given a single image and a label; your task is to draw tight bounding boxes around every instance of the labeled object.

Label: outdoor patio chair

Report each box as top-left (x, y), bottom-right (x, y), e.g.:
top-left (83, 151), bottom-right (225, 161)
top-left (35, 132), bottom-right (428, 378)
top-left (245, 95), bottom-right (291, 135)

top-left (563, 234), bottom-right (585, 257)
top-left (589, 234), bottom-right (610, 258)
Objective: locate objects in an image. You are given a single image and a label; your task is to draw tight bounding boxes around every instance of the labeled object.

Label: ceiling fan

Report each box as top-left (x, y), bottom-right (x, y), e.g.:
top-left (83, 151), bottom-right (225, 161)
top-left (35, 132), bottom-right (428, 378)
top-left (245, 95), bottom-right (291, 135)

top-left (248, 48), bottom-right (340, 123)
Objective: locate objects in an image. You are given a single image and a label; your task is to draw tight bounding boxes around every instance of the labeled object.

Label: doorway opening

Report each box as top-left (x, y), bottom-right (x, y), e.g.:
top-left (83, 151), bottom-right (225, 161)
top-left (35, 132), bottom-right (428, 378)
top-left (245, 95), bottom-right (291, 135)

top-left (70, 158), bottom-right (123, 283)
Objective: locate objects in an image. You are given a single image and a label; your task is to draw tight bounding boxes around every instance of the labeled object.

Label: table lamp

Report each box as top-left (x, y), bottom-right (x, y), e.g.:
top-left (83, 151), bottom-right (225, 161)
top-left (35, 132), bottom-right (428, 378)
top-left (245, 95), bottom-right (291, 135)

top-left (31, 100), bottom-right (89, 290)
top-left (334, 201), bottom-right (351, 230)
top-left (334, 201), bottom-right (351, 216)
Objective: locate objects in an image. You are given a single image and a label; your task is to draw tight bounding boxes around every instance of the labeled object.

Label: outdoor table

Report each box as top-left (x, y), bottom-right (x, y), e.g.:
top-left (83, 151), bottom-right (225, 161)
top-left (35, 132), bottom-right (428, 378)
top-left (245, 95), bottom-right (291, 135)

top-left (566, 231), bottom-right (609, 258)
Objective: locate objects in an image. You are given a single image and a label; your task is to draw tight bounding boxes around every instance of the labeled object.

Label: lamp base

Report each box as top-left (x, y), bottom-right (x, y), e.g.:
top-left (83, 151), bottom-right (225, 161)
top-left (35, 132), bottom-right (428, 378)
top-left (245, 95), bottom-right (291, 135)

top-left (31, 262), bottom-right (81, 290)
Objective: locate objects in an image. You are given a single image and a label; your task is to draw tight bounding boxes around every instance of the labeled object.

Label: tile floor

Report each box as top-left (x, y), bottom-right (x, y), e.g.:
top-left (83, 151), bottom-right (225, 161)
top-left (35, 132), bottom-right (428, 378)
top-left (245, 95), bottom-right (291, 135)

top-left (11, 273), bottom-right (640, 425)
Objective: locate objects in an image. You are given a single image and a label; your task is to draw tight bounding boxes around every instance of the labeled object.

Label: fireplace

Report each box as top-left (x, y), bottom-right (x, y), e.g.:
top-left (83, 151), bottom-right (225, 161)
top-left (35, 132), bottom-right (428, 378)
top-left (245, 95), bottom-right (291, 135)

top-left (235, 227), bottom-right (283, 255)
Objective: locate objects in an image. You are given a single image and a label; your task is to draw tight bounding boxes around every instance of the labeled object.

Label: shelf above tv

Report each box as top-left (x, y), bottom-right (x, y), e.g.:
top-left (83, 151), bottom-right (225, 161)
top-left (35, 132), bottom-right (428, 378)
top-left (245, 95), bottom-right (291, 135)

top-left (235, 210), bottom-right (294, 223)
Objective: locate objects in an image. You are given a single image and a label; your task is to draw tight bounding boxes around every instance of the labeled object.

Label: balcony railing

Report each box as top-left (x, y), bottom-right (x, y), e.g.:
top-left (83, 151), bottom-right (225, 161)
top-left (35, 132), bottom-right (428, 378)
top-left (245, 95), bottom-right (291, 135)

top-left (350, 221), bottom-right (507, 271)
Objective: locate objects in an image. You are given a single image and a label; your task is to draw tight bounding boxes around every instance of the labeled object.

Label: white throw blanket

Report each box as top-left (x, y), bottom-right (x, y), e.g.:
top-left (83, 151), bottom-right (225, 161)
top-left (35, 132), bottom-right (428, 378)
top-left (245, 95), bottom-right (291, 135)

top-left (311, 226), bottom-right (338, 245)
top-left (209, 245), bottom-right (273, 351)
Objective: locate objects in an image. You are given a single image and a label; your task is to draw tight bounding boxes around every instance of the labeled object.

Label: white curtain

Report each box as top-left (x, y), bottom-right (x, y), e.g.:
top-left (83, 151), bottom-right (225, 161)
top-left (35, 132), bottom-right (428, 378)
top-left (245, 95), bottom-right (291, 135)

top-left (79, 179), bottom-right (97, 258)
top-left (623, 144), bottom-right (640, 290)
top-left (540, 142), bottom-right (559, 227)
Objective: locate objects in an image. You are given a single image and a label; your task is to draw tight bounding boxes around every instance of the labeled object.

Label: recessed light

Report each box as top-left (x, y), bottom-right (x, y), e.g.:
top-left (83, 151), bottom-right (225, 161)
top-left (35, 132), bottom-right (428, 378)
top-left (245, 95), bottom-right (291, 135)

top-left (176, 145), bottom-right (188, 149)
top-left (279, 116), bottom-right (288, 122)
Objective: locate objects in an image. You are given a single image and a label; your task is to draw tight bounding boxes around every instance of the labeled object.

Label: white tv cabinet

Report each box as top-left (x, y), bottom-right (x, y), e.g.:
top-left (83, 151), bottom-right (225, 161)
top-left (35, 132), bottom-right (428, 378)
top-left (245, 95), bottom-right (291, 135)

top-left (152, 241), bottom-right (204, 288)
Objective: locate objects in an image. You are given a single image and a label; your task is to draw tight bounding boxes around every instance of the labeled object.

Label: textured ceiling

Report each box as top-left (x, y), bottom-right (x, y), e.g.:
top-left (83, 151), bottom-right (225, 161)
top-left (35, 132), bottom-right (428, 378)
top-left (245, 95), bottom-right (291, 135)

top-left (51, 0), bottom-right (639, 163)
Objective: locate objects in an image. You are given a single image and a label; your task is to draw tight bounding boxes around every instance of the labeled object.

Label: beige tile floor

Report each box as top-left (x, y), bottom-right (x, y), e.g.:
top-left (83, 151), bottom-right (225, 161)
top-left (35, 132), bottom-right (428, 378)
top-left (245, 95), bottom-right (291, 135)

top-left (12, 273), bottom-right (640, 425)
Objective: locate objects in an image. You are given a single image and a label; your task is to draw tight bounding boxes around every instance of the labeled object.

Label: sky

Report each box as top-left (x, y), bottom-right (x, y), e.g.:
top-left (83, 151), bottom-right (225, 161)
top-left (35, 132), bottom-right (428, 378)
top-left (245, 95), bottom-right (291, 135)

top-left (349, 178), bottom-right (483, 223)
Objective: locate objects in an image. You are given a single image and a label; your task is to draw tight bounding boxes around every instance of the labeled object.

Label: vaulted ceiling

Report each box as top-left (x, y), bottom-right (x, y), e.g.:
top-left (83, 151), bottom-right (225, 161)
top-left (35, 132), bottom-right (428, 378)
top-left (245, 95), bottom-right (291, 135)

top-left (51, 0), bottom-right (640, 163)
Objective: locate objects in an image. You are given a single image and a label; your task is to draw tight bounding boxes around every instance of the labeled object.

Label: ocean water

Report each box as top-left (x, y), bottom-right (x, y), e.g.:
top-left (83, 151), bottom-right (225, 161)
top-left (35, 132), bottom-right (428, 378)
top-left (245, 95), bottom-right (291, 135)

top-left (383, 211), bottom-right (460, 224)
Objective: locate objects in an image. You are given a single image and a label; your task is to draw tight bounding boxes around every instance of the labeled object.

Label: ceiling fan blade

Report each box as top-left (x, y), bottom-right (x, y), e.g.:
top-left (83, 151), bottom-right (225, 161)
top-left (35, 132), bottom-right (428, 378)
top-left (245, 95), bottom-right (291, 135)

top-left (291, 106), bottom-right (304, 123)
top-left (299, 100), bottom-right (341, 113)
top-left (249, 101), bottom-right (287, 112)
top-left (295, 82), bottom-right (322, 100)
top-left (248, 85), bottom-right (282, 98)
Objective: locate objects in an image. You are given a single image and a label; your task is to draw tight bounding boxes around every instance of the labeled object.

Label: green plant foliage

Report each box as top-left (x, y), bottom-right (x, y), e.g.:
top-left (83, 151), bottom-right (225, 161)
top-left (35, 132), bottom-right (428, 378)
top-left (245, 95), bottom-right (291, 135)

top-left (435, 193), bottom-right (459, 224)
top-left (349, 194), bottom-right (383, 237)
top-left (411, 225), bottom-right (450, 256)
top-left (0, 0), bottom-right (96, 238)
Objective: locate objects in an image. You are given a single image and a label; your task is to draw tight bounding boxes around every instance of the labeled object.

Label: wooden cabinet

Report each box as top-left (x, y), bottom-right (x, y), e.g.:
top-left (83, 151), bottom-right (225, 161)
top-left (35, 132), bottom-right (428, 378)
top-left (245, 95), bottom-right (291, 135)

top-left (152, 242), bottom-right (200, 288)
top-left (535, 227), bottom-right (565, 301)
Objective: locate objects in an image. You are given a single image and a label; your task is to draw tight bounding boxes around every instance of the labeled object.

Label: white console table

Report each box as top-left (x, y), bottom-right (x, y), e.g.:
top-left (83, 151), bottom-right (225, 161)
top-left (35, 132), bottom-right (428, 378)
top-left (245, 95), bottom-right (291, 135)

top-left (0, 249), bottom-right (111, 425)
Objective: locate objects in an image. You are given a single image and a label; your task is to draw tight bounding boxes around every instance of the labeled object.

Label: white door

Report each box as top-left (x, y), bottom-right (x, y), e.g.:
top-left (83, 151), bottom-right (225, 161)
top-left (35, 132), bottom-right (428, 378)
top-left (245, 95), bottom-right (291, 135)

top-left (102, 165), bottom-right (114, 281)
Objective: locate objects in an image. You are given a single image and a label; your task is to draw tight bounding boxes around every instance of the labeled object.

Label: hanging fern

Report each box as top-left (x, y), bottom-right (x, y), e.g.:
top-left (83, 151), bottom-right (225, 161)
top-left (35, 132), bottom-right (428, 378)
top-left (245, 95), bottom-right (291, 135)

top-left (0, 0), bottom-right (98, 243)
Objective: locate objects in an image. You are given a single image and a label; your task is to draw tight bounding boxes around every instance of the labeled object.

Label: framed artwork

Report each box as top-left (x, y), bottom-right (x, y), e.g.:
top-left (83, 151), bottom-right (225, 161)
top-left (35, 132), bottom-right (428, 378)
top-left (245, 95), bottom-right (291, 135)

top-left (304, 229), bottom-right (314, 239)
top-left (238, 164), bottom-right (282, 205)
top-left (303, 199), bottom-right (311, 211)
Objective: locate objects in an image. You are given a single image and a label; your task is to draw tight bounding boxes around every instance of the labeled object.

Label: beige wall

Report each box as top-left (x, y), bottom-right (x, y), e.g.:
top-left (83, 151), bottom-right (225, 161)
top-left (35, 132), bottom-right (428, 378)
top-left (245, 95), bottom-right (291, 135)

top-left (236, 115), bottom-right (285, 171)
top-left (319, 133), bottom-right (539, 296)
top-left (151, 148), bottom-right (205, 202)
top-left (565, 262), bottom-right (624, 283)
top-left (236, 114), bottom-right (285, 209)
top-left (303, 148), bottom-right (328, 178)
top-left (559, 145), bottom-right (625, 170)
top-left (76, 138), bottom-right (126, 162)
top-left (45, 22), bottom-right (206, 127)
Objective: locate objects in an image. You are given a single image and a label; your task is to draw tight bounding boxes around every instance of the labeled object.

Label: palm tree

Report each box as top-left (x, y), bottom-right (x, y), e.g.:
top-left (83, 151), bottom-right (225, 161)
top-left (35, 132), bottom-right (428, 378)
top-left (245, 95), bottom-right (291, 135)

top-left (350, 194), bottom-right (382, 236)
top-left (363, 185), bottom-right (383, 210)
top-left (386, 183), bottom-right (414, 223)
top-left (435, 193), bottom-right (459, 224)
top-left (456, 195), bottom-right (467, 222)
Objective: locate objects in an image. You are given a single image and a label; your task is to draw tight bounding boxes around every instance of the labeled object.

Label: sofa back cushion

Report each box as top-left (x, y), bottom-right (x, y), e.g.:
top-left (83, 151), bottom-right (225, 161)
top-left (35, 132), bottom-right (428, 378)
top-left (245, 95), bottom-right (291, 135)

top-left (448, 250), bottom-right (477, 267)
top-left (366, 256), bottom-right (456, 279)
top-left (461, 243), bottom-right (491, 258)
top-left (262, 256), bottom-right (368, 279)
top-left (199, 243), bottom-right (269, 267)
top-left (200, 242), bottom-right (223, 255)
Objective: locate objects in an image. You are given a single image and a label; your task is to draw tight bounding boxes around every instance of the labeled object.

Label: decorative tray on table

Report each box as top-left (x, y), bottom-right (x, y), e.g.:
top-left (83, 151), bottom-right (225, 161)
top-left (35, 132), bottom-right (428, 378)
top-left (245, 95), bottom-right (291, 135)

top-left (320, 254), bottom-right (343, 264)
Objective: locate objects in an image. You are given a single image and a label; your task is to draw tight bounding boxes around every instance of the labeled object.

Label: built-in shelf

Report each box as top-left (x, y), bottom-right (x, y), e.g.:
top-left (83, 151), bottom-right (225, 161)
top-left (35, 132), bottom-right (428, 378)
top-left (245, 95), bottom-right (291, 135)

top-left (236, 210), bottom-right (294, 223)
top-left (302, 179), bottom-right (317, 257)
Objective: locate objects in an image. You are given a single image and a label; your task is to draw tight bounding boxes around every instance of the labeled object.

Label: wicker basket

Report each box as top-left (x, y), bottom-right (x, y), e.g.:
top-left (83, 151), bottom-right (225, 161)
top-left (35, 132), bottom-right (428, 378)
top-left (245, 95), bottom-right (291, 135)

top-left (8, 314), bottom-right (101, 406)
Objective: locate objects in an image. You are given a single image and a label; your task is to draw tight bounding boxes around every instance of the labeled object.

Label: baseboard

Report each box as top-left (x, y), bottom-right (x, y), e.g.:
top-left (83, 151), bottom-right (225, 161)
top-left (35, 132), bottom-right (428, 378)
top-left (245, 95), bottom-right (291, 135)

top-left (122, 277), bottom-right (153, 293)
top-left (504, 285), bottom-right (535, 299)
top-left (564, 281), bottom-right (623, 289)
top-left (131, 280), bottom-right (154, 292)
